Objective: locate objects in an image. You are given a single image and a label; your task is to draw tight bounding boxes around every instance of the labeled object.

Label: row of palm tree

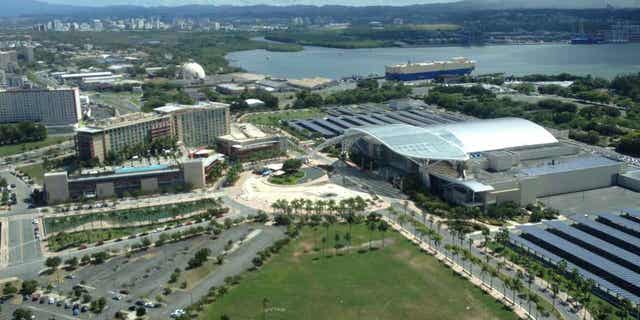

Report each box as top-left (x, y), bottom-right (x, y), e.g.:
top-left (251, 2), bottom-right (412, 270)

top-left (393, 207), bottom-right (553, 320)
top-left (270, 197), bottom-right (369, 217)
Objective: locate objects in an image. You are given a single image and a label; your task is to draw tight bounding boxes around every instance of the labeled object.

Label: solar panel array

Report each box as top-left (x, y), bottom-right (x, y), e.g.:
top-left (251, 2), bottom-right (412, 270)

top-left (597, 212), bottom-right (640, 235)
top-left (510, 233), bottom-right (639, 303)
top-left (288, 108), bottom-right (463, 138)
top-left (510, 211), bottom-right (640, 304)
top-left (623, 208), bottom-right (640, 223)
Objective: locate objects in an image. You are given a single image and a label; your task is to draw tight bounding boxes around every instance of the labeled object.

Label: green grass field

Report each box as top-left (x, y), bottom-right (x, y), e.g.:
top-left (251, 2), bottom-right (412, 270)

top-left (200, 224), bottom-right (516, 320)
top-left (0, 136), bottom-right (70, 157)
top-left (244, 109), bottom-right (325, 127)
top-left (268, 171), bottom-right (305, 185)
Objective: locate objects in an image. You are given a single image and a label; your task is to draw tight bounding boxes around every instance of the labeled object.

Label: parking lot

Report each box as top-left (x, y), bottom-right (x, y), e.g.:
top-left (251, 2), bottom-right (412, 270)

top-left (2, 223), bottom-right (285, 319)
top-left (539, 186), bottom-right (640, 216)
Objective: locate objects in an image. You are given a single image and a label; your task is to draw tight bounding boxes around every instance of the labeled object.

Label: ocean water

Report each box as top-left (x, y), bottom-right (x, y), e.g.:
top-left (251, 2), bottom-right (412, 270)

top-left (226, 43), bottom-right (640, 79)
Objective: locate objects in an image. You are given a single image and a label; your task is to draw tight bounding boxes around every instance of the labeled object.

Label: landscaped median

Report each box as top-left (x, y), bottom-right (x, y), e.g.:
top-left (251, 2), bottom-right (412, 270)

top-left (43, 198), bottom-right (229, 252)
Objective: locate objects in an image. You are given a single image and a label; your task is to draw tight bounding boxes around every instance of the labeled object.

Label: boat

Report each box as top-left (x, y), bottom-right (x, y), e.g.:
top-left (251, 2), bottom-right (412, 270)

top-left (385, 57), bottom-right (476, 81)
top-left (570, 35), bottom-right (603, 45)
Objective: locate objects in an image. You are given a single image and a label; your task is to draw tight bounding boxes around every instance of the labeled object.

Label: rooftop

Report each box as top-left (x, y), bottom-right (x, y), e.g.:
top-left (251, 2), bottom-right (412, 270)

top-left (521, 156), bottom-right (620, 176)
top-left (343, 118), bottom-right (558, 162)
top-left (76, 112), bottom-right (167, 133)
top-left (154, 102), bottom-right (229, 114)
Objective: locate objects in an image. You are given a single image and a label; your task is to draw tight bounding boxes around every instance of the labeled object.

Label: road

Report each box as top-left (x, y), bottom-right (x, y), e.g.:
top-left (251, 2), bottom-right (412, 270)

top-left (327, 162), bottom-right (580, 320)
top-left (1, 224), bottom-right (285, 320)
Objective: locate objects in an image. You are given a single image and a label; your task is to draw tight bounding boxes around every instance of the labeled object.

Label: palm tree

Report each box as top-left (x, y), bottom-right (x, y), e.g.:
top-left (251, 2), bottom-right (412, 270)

top-left (511, 277), bottom-right (522, 307)
top-left (304, 199), bottom-right (314, 215)
top-left (378, 221), bottom-right (388, 248)
top-left (270, 201), bottom-right (280, 215)
top-left (367, 221), bottom-right (377, 250)
top-left (489, 269), bottom-right (498, 291)
top-left (550, 275), bottom-right (560, 309)
top-left (526, 270), bottom-right (535, 316)
top-left (481, 228), bottom-right (491, 248)
top-left (480, 264), bottom-right (488, 284)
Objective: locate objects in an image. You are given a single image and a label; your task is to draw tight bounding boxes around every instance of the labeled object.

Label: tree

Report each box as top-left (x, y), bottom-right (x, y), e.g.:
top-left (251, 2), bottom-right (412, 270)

top-left (65, 257), bottom-right (79, 269)
top-left (20, 280), bottom-right (38, 295)
top-left (136, 306), bottom-right (146, 317)
top-left (45, 256), bottom-right (62, 270)
top-left (282, 158), bottom-right (303, 173)
top-left (13, 308), bottom-right (33, 320)
top-left (90, 297), bottom-right (107, 313)
top-left (3, 282), bottom-right (17, 295)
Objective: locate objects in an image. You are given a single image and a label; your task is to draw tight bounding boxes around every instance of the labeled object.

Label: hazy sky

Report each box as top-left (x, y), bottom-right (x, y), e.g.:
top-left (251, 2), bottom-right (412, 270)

top-left (42, 0), bottom-right (459, 6)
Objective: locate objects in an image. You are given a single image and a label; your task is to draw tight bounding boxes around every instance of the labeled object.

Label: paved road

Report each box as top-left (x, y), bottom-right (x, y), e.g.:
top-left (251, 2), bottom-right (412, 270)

top-left (2, 224), bottom-right (285, 320)
top-left (328, 163), bottom-right (575, 320)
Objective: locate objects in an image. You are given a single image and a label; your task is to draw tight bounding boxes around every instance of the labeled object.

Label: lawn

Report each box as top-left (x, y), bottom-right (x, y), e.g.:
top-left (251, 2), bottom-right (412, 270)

top-left (200, 224), bottom-right (517, 320)
top-left (0, 136), bottom-right (70, 157)
top-left (268, 171), bottom-right (305, 185)
top-left (244, 109), bottom-right (325, 127)
top-left (17, 163), bottom-right (44, 185)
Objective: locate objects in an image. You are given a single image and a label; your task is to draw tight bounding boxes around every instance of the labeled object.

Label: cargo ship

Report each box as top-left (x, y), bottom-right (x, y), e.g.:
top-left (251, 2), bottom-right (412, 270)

top-left (570, 35), bottom-right (603, 45)
top-left (385, 57), bottom-right (476, 81)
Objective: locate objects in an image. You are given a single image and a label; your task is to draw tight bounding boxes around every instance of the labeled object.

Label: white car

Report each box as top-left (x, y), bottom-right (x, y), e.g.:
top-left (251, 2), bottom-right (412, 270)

top-left (170, 309), bottom-right (186, 318)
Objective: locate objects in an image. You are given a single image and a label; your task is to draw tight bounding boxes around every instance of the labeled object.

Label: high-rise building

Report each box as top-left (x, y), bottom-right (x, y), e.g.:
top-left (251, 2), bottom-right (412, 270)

top-left (20, 46), bottom-right (34, 63)
top-left (93, 19), bottom-right (104, 32)
top-left (0, 88), bottom-right (81, 126)
top-left (75, 102), bottom-right (230, 162)
top-left (155, 102), bottom-right (230, 147)
top-left (0, 51), bottom-right (18, 71)
top-left (75, 112), bottom-right (173, 162)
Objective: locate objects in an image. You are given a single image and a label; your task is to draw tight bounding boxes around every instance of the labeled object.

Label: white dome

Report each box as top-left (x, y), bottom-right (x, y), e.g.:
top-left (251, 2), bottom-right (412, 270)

top-left (182, 62), bottom-right (206, 80)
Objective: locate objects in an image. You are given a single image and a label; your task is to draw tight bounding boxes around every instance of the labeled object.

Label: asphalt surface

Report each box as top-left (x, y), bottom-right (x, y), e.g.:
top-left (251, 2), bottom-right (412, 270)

top-left (2, 224), bottom-right (285, 320)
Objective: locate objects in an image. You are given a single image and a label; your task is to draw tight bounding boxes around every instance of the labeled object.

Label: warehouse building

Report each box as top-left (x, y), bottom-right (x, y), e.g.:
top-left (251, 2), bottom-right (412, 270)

top-left (0, 88), bottom-right (82, 126)
top-left (76, 102), bottom-right (230, 162)
top-left (43, 158), bottom-right (215, 203)
top-left (217, 123), bottom-right (287, 161)
top-left (316, 118), bottom-right (625, 208)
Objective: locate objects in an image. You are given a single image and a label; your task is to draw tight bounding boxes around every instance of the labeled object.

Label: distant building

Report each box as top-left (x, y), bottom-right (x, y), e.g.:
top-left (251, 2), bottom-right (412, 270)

top-left (20, 46), bottom-right (35, 63)
top-left (287, 77), bottom-right (335, 90)
top-left (155, 102), bottom-right (230, 148)
top-left (0, 51), bottom-right (18, 71)
top-left (76, 102), bottom-right (230, 162)
top-left (217, 123), bottom-right (287, 161)
top-left (43, 158), bottom-right (213, 203)
top-left (0, 88), bottom-right (81, 126)
top-left (245, 98), bottom-right (265, 108)
top-left (182, 62), bottom-right (206, 81)
top-left (75, 112), bottom-right (174, 162)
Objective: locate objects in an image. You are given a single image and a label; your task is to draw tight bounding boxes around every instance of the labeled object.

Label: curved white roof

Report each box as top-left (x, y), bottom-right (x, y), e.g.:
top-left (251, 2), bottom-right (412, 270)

top-left (348, 125), bottom-right (469, 161)
top-left (428, 118), bottom-right (558, 154)
top-left (182, 62), bottom-right (206, 80)
top-left (344, 118), bottom-right (557, 162)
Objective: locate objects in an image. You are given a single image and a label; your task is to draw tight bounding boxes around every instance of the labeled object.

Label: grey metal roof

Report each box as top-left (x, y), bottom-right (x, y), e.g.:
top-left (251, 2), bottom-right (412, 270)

top-left (598, 212), bottom-right (640, 234)
top-left (623, 208), bottom-right (640, 220)
top-left (521, 156), bottom-right (620, 176)
top-left (520, 225), bottom-right (640, 296)
top-left (571, 215), bottom-right (640, 251)
top-left (544, 220), bottom-right (640, 270)
top-left (509, 233), bottom-right (640, 303)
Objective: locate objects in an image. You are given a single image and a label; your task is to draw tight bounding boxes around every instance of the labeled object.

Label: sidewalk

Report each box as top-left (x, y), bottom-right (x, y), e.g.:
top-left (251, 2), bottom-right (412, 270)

top-left (382, 215), bottom-right (535, 320)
